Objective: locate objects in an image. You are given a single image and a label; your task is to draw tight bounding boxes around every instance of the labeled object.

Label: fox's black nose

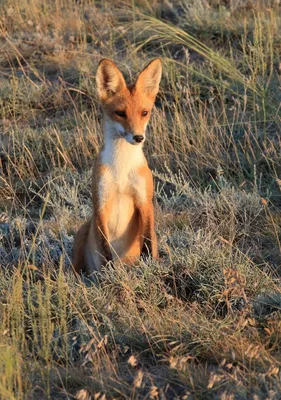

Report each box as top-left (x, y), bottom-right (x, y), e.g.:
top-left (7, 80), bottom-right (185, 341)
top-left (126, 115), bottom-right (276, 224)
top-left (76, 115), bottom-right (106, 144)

top-left (133, 135), bottom-right (144, 143)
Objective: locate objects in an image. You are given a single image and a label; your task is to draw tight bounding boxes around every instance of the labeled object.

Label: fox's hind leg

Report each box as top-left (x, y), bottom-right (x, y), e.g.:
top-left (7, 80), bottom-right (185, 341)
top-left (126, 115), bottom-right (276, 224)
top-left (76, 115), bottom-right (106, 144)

top-left (72, 220), bottom-right (91, 274)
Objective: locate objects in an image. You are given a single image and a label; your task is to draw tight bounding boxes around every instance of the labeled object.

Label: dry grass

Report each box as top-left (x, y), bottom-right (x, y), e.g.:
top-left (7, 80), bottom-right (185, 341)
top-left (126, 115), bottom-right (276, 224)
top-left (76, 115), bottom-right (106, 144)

top-left (1, 0), bottom-right (281, 399)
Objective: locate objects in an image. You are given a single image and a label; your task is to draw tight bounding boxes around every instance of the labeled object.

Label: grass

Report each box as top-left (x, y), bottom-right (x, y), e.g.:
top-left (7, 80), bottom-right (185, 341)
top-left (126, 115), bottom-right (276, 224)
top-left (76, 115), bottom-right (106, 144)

top-left (1, 0), bottom-right (281, 398)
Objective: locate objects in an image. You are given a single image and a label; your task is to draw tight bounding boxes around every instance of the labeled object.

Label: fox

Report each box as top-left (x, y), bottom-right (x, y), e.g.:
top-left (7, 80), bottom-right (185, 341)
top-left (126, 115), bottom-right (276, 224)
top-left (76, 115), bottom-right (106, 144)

top-left (72, 58), bottom-right (162, 274)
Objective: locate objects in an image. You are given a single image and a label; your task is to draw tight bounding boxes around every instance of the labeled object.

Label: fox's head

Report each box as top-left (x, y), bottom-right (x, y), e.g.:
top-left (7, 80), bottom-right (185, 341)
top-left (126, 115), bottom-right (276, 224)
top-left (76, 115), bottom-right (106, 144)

top-left (96, 58), bottom-right (162, 146)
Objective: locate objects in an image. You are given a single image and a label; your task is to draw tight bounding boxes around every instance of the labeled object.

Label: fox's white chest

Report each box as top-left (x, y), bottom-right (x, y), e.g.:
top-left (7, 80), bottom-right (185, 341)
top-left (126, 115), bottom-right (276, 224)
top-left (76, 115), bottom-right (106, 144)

top-left (98, 139), bottom-right (147, 255)
top-left (99, 137), bottom-right (146, 201)
top-left (98, 163), bottom-right (146, 211)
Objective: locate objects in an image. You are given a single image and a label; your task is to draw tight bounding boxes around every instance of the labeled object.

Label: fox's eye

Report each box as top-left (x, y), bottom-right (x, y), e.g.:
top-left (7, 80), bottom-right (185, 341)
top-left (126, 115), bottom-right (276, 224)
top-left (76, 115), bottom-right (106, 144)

top-left (116, 111), bottom-right (126, 118)
top-left (141, 111), bottom-right (148, 117)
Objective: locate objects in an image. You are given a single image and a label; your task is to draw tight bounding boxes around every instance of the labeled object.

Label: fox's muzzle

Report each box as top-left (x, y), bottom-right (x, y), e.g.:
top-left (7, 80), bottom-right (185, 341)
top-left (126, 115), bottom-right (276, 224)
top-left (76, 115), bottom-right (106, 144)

top-left (133, 135), bottom-right (144, 143)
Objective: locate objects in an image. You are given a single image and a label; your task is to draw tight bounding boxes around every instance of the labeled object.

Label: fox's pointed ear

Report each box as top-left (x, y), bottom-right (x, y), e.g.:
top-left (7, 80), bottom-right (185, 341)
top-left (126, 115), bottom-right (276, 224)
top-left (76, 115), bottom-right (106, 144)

top-left (96, 59), bottom-right (126, 100)
top-left (135, 58), bottom-right (162, 98)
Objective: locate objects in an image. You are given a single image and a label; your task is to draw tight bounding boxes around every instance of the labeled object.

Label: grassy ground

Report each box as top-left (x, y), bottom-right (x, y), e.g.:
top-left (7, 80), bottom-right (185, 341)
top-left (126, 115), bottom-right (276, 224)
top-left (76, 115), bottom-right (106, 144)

top-left (1, 0), bottom-right (281, 398)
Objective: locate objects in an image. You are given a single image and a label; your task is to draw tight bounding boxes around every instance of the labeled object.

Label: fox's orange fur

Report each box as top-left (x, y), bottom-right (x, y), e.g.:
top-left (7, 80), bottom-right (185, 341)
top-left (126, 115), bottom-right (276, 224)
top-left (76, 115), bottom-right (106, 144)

top-left (72, 58), bottom-right (162, 274)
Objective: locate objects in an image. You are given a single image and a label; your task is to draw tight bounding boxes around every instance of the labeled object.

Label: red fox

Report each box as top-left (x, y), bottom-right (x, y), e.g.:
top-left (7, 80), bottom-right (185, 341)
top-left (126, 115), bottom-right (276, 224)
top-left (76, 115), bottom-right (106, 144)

top-left (72, 58), bottom-right (162, 274)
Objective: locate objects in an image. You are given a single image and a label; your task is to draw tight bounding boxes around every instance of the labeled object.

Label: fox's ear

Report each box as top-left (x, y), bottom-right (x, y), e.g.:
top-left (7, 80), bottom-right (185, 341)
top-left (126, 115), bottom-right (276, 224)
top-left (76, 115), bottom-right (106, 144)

top-left (135, 58), bottom-right (162, 98)
top-left (96, 59), bottom-right (126, 100)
